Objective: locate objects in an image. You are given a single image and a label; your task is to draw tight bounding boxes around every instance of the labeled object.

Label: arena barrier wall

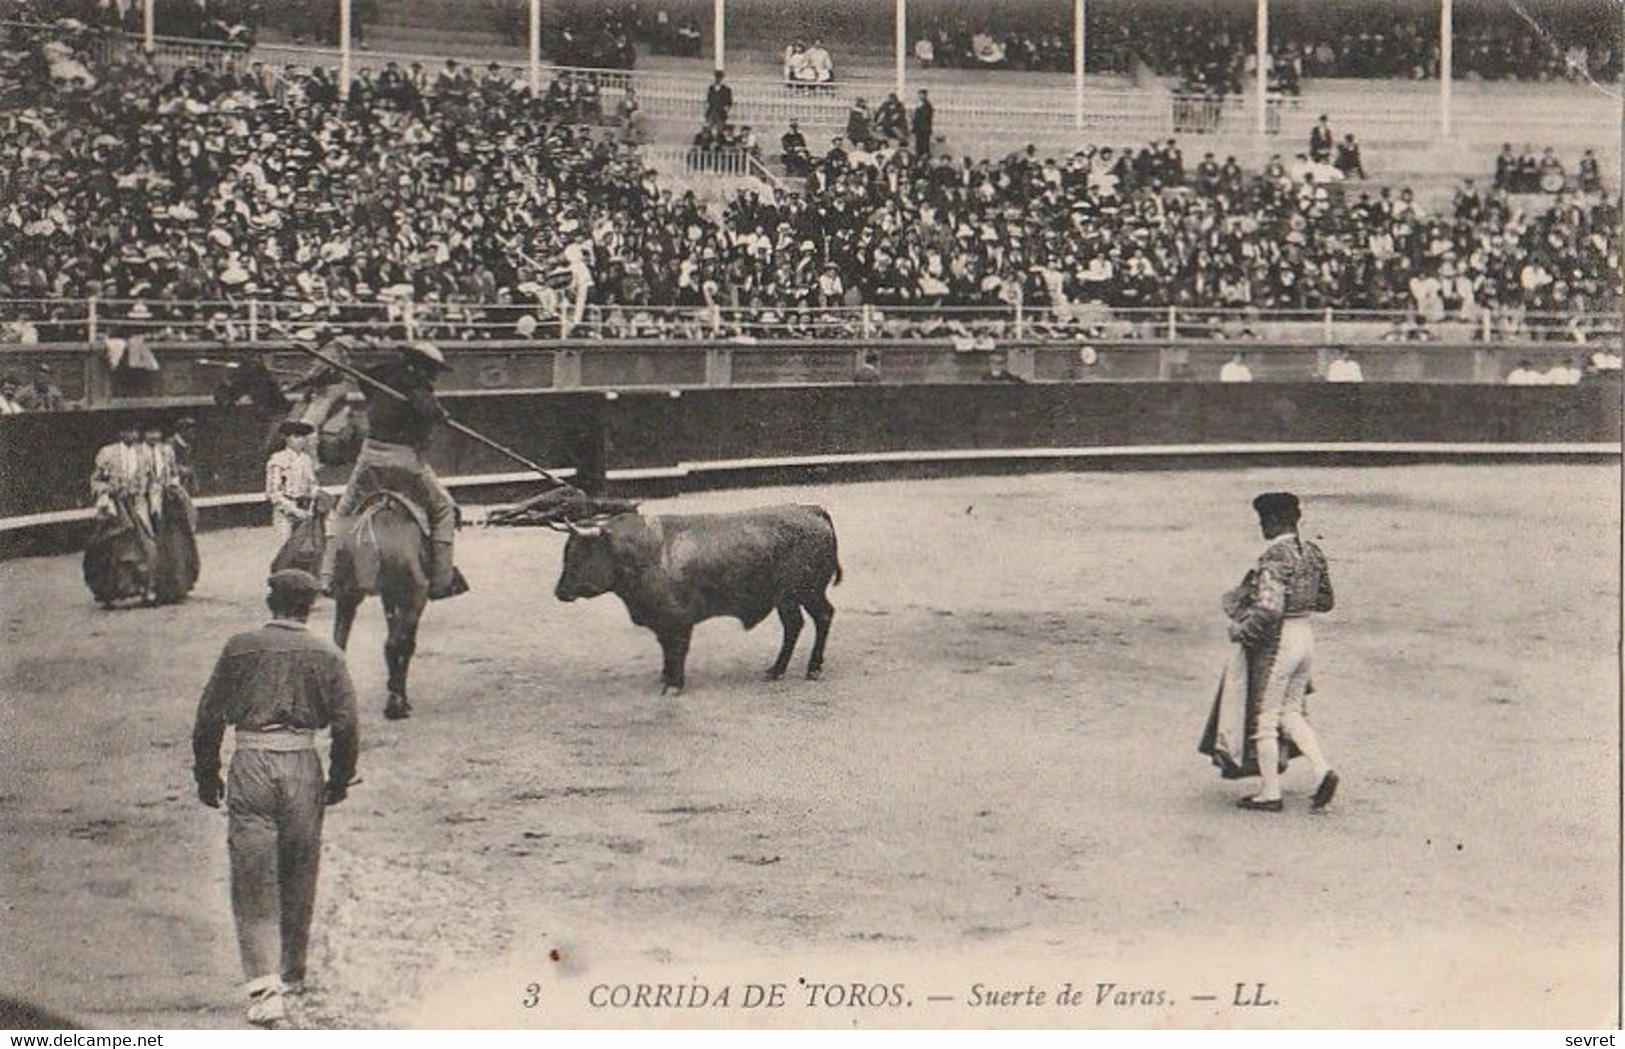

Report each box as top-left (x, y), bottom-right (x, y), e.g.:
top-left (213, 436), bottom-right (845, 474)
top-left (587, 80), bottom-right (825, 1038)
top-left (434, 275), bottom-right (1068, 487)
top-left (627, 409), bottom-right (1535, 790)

top-left (1, 380), bottom-right (1617, 559)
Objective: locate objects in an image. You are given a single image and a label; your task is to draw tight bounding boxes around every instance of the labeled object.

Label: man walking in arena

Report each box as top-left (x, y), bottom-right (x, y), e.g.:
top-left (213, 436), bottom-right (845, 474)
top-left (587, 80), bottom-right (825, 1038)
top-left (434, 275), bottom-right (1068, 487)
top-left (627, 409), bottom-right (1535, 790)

top-left (1228, 492), bottom-right (1340, 812)
top-left (319, 342), bottom-right (465, 599)
top-left (192, 569), bottom-right (359, 1028)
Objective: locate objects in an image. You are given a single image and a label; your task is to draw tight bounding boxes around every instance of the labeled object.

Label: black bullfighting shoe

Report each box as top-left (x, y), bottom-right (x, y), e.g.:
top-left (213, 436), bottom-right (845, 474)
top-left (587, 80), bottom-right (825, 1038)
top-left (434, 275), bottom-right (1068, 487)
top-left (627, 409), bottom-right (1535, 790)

top-left (1311, 770), bottom-right (1340, 811)
top-left (1235, 796), bottom-right (1285, 812)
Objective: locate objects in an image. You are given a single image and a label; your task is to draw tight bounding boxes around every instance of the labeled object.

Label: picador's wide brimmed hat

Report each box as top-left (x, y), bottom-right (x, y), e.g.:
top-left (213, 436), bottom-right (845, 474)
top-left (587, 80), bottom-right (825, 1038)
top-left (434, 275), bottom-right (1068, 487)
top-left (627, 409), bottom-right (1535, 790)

top-left (402, 341), bottom-right (451, 371)
top-left (1252, 491), bottom-right (1301, 521)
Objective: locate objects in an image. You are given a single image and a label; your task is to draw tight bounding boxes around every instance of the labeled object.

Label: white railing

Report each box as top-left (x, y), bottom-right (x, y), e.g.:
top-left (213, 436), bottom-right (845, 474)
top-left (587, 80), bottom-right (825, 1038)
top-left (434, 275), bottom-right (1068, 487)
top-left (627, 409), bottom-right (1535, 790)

top-left (1, 298), bottom-right (1615, 347)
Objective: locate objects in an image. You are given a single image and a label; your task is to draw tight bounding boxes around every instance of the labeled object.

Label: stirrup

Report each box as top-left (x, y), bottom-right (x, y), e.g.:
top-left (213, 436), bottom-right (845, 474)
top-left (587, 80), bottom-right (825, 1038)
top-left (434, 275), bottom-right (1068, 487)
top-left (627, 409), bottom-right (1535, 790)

top-left (428, 567), bottom-right (470, 601)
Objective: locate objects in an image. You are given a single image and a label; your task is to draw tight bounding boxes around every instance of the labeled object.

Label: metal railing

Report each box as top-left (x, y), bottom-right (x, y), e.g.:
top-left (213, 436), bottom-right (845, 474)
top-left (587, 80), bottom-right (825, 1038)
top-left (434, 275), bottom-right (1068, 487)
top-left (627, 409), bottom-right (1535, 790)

top-left (2, 298), bottom-right (1616, 347)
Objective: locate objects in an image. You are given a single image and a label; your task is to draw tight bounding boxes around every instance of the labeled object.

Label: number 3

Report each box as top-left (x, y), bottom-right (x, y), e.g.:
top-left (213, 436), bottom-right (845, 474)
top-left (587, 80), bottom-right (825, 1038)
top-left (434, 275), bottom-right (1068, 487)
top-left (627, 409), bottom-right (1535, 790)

top-left (522, 983), bottom-right (541, 1009)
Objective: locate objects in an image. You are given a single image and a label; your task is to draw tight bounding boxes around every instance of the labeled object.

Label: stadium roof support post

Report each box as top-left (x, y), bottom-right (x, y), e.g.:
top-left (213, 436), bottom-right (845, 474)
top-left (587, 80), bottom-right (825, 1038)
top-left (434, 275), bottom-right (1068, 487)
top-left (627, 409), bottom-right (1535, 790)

top-left (894, 0), bottom-right (906, 95)
top-left (1440, 0), bottom-right (1454, 136)
top-left (528, 0), bottom-right (541, 96)
top-left (142, 0), bottom-right (154, 51)
top-left (338, 0), bottom-right (352, 101)
top-left (713, 0), bottom-right (725, 72)
top-left (1254, 0), bottom-right (1269, 135)
top-left (1073, 0), bottom-right (1086, 129)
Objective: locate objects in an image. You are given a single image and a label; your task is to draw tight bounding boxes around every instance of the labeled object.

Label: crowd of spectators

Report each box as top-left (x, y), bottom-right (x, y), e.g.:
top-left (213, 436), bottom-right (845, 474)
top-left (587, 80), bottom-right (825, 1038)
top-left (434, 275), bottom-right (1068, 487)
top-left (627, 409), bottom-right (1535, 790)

top-left (1493, 144), bottom-right (1608, 195)
top-left (1, 24), bottom-right (1618, 355)
top-left (903, 0), bottom-right (1620, 86)
top-left (12, 0), bottom-right (267, 45)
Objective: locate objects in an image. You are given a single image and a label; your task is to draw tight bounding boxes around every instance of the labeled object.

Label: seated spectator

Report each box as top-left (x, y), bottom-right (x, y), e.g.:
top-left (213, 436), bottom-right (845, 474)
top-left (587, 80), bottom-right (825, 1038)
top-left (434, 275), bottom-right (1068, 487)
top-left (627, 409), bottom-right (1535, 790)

top-left (1335, 133), bottom-right (1366, 180)
top-left (874, 92), bottom-right (907, 147)
top-left (1537, 148), bottom-right (1567, 192)
top-left (781, 119), bottom-right (812, 177)
top-left (845, 97), bottom-right (872, 149)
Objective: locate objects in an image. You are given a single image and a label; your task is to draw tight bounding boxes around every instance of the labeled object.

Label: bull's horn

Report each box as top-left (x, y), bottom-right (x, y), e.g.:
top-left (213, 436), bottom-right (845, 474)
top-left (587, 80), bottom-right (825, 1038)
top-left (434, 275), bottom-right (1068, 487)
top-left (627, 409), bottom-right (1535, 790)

top-left (564, 520), bottom-right (604, 538)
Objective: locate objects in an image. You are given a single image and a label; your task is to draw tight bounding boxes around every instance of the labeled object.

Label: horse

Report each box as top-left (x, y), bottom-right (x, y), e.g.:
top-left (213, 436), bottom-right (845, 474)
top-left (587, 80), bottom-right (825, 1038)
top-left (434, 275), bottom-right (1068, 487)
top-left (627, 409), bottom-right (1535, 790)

top-left (329, 490), bottom-right (435, 721)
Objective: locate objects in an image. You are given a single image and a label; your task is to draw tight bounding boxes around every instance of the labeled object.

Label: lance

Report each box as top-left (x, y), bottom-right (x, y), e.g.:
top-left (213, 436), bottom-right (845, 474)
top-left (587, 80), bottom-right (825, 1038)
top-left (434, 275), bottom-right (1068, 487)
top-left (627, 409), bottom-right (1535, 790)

top-left (282, 339), bottom-right (574, 490)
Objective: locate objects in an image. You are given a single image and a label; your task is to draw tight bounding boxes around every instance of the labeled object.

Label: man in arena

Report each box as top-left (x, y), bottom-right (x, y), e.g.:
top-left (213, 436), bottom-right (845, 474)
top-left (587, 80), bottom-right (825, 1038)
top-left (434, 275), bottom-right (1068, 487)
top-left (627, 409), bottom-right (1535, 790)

top-left (267, 420), bottom-right (320, 550)
top-left (320, 342), bottom-right (465, 600)
top-left (1227, 492), bottom-right (1339, 812)
top-left (193, 569), bottom-right (359, 1028)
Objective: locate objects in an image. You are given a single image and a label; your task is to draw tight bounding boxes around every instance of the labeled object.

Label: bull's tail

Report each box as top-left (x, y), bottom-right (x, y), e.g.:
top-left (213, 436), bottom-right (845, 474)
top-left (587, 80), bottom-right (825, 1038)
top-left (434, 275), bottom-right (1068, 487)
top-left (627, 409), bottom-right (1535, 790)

top-left (814, 506), bottom-right (843, 587)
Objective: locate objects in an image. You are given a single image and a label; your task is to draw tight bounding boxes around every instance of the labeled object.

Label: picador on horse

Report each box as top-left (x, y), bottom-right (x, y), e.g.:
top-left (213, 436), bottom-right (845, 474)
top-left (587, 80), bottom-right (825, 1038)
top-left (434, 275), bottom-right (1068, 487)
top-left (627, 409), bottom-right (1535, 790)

top-left (318, 341), bottom-right (467, 601)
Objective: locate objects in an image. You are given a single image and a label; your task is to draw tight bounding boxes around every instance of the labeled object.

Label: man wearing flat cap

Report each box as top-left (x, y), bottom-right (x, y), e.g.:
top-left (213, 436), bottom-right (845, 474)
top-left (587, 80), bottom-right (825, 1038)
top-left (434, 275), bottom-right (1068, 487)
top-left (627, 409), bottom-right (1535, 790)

top-left (1218, 492), bottom-right (1340, 812)
top-left (267, 419), bottom-right (320, 551)
top-left (192, 569), bottom-right (358, 1027)
top-left (322, 342), bottom-right (464, 599)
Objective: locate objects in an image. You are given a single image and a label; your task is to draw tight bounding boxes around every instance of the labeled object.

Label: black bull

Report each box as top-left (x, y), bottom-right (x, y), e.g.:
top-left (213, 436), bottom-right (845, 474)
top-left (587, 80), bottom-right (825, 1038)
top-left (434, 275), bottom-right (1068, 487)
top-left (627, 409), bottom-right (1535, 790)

top-left (555, 505), bottom-right (842, 694)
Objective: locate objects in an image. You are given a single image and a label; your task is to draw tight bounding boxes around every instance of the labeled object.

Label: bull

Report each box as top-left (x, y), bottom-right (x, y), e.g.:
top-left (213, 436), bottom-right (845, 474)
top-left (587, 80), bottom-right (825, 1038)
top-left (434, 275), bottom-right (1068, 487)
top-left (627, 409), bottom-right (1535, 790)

top-left (555, 504), bottom-right (842, 694)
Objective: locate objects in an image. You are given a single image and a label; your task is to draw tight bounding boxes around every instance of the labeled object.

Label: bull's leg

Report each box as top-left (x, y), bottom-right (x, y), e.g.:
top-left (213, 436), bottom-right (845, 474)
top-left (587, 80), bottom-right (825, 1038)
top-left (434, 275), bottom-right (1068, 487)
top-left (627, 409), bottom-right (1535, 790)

top-left (332, 592), bottom-right (362, 651)
top-left (657, 627), bottom-right (692, 696)
top-left (804, 592), bottom-right (835, 680)
top-left (383, 600), bottom-right (422, 720)
top-left (767, 600), bottom-right (804, 680)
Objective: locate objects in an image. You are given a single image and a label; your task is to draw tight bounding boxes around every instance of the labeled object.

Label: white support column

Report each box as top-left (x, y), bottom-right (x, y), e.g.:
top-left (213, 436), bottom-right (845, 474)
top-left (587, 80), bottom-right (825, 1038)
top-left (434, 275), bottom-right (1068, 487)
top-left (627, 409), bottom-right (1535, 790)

top-left (894, 0), bottom-right (906, 95)
top-left (142, 0), bottom-right (154, 50)
top-left (1254, 0), bottom-right (1269, 134)
top-left (338, 0), bottom-right (352, 100)
top-left (1440, 0), bottom-right (1453, 136)
top-left (713, 0), bottom-right (725, 72)
top-left (528, 0), bottom-right (541, 97)
top-left (1073, 0), bottom-right (1085, 129)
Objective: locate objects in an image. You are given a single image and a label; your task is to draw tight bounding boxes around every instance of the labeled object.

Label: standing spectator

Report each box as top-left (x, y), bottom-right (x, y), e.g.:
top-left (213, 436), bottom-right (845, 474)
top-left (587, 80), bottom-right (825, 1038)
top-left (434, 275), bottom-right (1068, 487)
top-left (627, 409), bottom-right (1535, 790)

top-left (1494, 143), bottom-right (1517, 191)
top-left (1308, 114), bottom-right (1334, 163)
top-left (845, 97), bottom-right (872, 149)
top-left (912, 89), bottom-right (934, 156)
top-left (1334, 133), bottom-right (1366, 179)
top-left (191, 569), bottom-right (359, 1028)
top-left (1577, 150), bottom-right (1603, 194)
top-left (705, 70), bottom-right (732, 127)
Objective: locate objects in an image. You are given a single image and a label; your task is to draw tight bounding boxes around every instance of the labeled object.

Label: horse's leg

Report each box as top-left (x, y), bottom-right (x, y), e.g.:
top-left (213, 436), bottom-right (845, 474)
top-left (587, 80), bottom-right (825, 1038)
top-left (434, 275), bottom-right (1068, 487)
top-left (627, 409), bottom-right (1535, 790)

top-left (332, 592), bottom-right (362, 651)
top-left (383, 596), bottom-right (423, 720)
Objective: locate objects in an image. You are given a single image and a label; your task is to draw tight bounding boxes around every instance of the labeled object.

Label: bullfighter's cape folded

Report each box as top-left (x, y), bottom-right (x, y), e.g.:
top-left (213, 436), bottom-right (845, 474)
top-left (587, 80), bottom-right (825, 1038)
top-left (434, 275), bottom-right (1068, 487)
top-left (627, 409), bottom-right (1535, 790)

top-left (1198, 578), bottom-right (1303, 778)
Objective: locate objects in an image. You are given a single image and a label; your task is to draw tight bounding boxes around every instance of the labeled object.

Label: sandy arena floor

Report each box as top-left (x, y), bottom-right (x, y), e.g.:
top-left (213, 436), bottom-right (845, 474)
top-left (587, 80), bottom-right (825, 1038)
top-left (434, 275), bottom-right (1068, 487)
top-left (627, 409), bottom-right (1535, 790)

top-left (1, 464), bottom-right (1619, 1029)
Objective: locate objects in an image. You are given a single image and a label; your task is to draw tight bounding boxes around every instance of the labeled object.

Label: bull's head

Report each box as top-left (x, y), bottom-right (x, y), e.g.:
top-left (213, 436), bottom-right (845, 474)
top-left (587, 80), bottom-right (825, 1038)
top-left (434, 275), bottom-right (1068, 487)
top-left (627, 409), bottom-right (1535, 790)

top-left (555, 520), bottom-right (616, 602)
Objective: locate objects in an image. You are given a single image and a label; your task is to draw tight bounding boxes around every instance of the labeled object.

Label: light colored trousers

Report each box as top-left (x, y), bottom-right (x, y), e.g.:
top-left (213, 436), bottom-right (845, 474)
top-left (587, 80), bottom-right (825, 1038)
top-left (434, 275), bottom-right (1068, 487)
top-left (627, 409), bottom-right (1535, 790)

top-left (227, 748), bottom-right (325, 984)
top-left (1251, 618), bottom-right (1314, 741)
